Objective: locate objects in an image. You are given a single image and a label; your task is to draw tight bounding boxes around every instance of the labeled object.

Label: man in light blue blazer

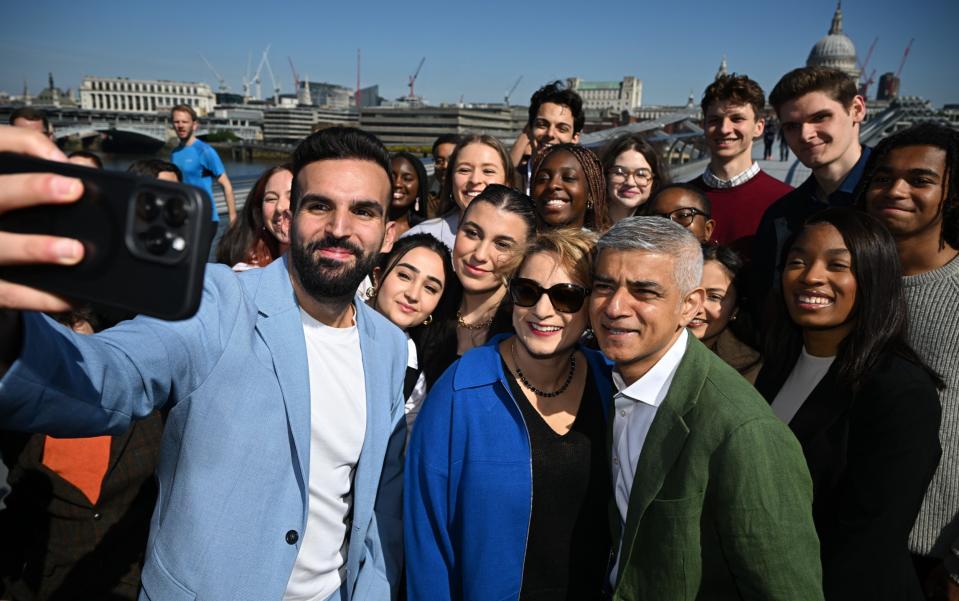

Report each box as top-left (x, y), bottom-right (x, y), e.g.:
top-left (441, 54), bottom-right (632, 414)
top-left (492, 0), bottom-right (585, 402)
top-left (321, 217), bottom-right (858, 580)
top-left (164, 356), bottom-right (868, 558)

top-left (0, 127), bottom-right (407, 601)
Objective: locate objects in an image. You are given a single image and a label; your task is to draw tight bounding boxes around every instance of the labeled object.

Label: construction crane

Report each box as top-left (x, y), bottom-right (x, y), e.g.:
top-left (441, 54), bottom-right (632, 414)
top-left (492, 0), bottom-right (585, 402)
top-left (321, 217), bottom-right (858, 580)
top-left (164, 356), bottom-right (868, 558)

top-left (288, 57), bottom-right (300, 94)
top-left (860, 69), bottom-right (877, 99)
top-left (263, 51), bottom-right (281, 105)
top-left (407, 57), bottom-right (425, 100)
top-left (242, 51), bottom-right (253, 99)
top-left (857, 37), bottom-right (877, 97)
top-left (504, 75), bottom-right (523, 106)
top-left (250, 44), bottom-right (272, 100)
top-left (201, 55), bottom-right (229, 93)
top-left (895, 38), bottom-right (914, 79)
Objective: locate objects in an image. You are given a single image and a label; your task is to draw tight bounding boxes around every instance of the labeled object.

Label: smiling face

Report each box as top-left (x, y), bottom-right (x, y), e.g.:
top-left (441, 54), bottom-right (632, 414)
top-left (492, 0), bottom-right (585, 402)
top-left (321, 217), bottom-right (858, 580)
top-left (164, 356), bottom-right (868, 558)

top-left (530, 102), bottom-right (579, 152)
top-left (688, 260), bottom-right (737, 342)
top-left (453, 201), bottom-right (529, 294)
top-left (374, 246), bottom-right (446, 330)
top-left (512, 251), bottom-right (590, 359)
top-left (865, 144), bottom-right (949, 243)
top-left (779, 91), bottom-right (865, 171)
top-left (451, 142), bottom-right (508, 212)
top-left (532, 149), bottom-right (588, 228)
top-left (390, 156), bottom-right (419, 214)
top-left (607, 149), bottom-right (654, 213)
top-left (704, 101), bottom-right (764, 165)
top-left (782, 223), bottom-right (857, 342)
top-left (290, 159), bottom-right (394, 300)
top-left (647, 188), bottom-right (715, 242)
top-left (433, 142), bottom-right (456, 183)
top-left (261, 168), bottom-right (293, 245)
top-left (589, 249), bottom-right (702, 383)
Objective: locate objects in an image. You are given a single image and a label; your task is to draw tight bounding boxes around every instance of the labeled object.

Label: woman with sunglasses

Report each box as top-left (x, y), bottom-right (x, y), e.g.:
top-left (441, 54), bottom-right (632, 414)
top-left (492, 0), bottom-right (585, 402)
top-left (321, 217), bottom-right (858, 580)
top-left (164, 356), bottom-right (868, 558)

top-left (406, 228), bottom-right (613, 601)
top-left (643, 183), bottom-right (716, 243)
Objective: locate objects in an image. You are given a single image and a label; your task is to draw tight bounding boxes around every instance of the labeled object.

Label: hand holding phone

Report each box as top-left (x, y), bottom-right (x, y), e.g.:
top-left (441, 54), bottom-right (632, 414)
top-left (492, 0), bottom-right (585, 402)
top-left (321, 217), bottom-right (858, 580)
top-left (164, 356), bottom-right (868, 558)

top-left (0, 125), bottom-right (84, 312)
top-left (0, 128), bottom-right (213, 321)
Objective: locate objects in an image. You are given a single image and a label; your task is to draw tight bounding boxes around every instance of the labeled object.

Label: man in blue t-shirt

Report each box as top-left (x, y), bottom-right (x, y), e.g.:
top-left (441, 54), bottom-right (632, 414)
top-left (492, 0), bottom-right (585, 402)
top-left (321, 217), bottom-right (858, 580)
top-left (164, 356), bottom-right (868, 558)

top-left (170, 104), bottom-right (236, 224)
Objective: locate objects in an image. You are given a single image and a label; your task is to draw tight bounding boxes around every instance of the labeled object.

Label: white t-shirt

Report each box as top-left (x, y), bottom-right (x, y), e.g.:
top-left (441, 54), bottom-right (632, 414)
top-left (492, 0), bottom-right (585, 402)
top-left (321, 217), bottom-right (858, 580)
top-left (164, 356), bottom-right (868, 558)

top-left (284, 308), bottom-right (367, 601)
top-left (771, 347), bottom-right (836, 424)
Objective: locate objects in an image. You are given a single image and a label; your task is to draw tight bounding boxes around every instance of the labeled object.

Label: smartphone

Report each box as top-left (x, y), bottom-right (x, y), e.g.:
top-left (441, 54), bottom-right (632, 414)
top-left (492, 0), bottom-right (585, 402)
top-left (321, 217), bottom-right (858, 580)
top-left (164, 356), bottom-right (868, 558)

top-left (0, 153), bottom-right (214, 320)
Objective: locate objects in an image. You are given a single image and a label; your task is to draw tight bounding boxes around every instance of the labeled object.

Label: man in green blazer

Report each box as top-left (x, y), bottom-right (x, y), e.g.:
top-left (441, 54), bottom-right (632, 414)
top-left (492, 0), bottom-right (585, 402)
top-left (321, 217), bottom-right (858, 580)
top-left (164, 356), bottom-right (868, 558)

top-left (590, 217), bottom-right (823, 600)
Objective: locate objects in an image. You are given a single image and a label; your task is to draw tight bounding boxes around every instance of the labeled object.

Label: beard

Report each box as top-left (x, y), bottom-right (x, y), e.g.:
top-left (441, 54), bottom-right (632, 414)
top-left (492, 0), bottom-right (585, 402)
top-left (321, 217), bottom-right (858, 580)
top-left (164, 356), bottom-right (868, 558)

top-left (290, 230), bottom-right (380, 302)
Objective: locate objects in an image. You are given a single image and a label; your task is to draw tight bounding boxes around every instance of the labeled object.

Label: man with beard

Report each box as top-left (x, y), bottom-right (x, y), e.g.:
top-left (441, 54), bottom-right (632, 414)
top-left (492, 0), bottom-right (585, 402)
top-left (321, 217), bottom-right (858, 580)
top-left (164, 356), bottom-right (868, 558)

top-left (170, 104), bottom-right (237, 224)
top-left (0, 127), bottom-right (406, 601)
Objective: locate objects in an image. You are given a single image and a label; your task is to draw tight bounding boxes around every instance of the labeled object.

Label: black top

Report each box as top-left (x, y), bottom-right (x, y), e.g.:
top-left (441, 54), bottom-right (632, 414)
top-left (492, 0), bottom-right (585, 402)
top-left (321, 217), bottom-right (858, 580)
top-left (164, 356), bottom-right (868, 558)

top-left (756, 350), bottom-right (941, 601)
top-left (502, 358), bottom-right (611, 601)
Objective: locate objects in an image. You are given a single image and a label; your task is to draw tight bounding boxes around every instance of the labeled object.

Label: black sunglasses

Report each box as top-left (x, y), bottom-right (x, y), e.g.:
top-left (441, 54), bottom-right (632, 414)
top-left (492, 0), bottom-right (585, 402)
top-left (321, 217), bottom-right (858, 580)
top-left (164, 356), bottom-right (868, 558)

top-left (509, 278), bottom-right (591, 313)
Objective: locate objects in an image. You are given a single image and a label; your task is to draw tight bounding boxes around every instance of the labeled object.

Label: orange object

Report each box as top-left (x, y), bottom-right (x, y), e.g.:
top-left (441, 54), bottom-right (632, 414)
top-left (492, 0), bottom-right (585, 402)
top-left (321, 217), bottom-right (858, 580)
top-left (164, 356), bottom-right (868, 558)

top-left (42, 435), bottom-right (112, 505)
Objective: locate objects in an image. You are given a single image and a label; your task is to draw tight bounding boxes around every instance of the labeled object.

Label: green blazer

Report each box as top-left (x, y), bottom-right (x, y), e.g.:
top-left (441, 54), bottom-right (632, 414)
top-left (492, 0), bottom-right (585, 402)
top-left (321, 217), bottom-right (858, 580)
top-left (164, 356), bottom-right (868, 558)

top-left (612, 336), bottom-right (824, 601)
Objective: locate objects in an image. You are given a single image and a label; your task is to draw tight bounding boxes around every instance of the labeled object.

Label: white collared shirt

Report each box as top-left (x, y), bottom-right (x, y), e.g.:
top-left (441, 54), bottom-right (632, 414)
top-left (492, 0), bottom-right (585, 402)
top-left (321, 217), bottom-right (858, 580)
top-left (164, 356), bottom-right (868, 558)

top-left (702, 161), bottom-right (760, 189)
top-left (610, 329), bottom-right (689, 584)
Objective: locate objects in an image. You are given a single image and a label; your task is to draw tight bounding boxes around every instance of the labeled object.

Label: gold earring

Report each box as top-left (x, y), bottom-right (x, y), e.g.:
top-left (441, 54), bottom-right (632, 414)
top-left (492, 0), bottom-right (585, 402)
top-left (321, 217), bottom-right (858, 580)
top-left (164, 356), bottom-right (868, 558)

top-left (423, 314), bottom-right (433, 326)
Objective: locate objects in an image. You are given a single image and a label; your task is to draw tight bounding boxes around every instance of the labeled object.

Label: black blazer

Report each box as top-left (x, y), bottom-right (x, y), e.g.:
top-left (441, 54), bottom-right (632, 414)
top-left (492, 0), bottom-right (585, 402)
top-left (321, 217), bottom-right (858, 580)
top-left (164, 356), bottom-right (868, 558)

top-left (756, 350), bottom-right (941, 601)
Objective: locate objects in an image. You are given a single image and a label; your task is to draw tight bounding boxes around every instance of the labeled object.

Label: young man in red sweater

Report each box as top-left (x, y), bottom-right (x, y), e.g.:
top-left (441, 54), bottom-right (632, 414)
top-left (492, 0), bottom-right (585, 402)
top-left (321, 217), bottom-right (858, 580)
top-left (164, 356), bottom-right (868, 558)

top-left (689, 74), bottom-right (792, 257)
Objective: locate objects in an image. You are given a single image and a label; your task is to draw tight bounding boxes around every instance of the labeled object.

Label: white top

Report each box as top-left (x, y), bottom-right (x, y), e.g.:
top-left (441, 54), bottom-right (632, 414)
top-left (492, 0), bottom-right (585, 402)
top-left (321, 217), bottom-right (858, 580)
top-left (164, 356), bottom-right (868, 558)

top-left (771, 347), bottom-right (836, 424)
top-left (402, 211), bottom-right (460, 250)
top-left (609, 329), bottom-right (688, 584)
top-left (284, 308), bottom-right (367, 601)
top-left (404, 337), bottom-right (427, 441)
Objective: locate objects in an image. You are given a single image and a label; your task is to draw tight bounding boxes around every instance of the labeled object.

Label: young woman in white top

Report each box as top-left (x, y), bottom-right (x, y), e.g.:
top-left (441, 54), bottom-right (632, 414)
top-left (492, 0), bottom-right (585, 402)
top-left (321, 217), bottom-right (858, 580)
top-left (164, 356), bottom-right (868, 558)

top-left (403, 134), bottom-right (515, 249)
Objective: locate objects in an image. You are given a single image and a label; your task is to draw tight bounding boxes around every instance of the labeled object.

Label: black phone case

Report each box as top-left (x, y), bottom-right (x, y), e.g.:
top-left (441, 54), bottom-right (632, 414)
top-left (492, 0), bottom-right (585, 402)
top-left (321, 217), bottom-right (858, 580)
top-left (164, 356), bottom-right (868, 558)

top-left (0, 153), bottom-right (213, 320)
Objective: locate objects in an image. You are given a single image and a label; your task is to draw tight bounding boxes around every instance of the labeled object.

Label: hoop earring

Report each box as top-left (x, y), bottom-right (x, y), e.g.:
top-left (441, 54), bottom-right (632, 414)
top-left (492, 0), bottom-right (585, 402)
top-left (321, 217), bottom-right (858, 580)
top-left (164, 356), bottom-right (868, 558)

top-left (423, 314), bottom-right (433, 326)
top-left (364, 286), bottom-right (376, 300)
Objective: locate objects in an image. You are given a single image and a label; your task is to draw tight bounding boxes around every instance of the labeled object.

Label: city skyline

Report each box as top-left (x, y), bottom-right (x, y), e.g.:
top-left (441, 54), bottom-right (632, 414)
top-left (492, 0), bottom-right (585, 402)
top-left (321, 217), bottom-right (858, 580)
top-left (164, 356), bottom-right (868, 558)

top-left (2, 0), bottom-right (957, 108)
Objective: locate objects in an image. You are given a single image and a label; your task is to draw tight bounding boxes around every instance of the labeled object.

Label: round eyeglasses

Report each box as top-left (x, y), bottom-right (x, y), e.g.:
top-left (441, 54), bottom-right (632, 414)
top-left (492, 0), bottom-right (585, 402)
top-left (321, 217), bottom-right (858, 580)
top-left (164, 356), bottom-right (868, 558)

top-left (656, 207), bottom-right (710, 227)
top-left (608, 166), bottom-right (654, 185)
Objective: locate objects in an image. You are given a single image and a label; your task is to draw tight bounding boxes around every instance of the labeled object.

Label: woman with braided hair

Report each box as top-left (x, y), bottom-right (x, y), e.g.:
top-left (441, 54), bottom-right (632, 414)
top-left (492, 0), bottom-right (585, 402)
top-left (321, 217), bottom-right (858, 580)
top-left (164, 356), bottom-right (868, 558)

top-left (531, 143), bottom-right (611, 233)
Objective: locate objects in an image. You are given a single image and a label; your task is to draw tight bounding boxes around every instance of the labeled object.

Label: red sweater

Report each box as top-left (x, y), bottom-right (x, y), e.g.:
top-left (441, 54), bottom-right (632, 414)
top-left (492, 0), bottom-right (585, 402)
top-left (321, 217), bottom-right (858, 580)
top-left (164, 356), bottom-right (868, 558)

top-left (690, 170), bottom-right (793, 258)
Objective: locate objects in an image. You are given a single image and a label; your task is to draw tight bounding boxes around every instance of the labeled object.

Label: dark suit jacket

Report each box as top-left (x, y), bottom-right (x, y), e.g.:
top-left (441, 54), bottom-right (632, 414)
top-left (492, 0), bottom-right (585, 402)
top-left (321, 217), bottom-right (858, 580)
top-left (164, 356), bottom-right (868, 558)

top-left (0, 411), bottom-right (163, 601)
top-left (613, 336), bottom-right (823, 600)
top-left (756, 350), bottom-right (941, 601)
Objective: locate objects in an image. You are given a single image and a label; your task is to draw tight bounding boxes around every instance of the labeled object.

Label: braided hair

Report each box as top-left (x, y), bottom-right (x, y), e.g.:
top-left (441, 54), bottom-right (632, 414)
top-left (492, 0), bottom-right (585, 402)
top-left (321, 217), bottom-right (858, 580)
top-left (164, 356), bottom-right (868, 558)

top-left (532, 143), bottom-right (611, 232)
top-left (857, 122), bottom-right (959, 250)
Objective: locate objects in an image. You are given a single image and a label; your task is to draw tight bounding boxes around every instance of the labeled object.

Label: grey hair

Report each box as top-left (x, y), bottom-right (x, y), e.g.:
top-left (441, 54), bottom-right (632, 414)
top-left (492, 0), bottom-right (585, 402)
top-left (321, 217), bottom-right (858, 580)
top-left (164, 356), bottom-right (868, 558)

top-left (595, 216), bottom-right (703, 295)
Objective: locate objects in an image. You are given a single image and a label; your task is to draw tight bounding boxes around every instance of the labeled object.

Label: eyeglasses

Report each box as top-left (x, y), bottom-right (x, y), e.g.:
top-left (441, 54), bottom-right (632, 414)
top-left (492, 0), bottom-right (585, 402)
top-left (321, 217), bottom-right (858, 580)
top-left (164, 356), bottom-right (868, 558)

top-left (608, 166), bottom-right (654, 184)
top-left (655, 207), bottom-right (710, 227)
top-left (509, 278), bottom-right (591, 313)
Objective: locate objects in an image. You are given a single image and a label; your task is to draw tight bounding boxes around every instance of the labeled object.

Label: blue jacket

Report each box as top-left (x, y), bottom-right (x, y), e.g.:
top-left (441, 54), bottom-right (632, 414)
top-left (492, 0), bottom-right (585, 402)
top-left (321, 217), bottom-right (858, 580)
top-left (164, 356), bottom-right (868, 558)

top-left (0, 257), bottom-right (407, 601)
top-left (404, 335), bottom-right (612, 600)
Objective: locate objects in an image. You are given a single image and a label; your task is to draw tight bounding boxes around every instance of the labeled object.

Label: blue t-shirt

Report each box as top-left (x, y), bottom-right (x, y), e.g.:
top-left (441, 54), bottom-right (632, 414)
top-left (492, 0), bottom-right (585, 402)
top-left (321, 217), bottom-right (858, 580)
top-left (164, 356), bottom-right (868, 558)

top-left (171, 138), bottom-right (225, 221)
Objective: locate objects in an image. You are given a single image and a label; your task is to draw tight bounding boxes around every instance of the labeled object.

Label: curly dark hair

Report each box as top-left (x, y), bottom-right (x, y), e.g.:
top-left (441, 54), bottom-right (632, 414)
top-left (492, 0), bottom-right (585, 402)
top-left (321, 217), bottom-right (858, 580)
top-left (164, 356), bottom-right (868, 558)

top-left (857, 121), bottom-right (959, 250)
top-left (701, 73), bottom-right (766, 119)
top-left (527, 81), bottom-right (585, 134)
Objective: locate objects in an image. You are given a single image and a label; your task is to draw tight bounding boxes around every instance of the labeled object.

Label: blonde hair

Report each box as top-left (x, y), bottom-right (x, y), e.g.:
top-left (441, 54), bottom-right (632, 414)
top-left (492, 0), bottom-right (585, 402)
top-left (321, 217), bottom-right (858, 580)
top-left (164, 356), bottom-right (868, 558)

top-left (519, 227), bottom-right (597, 287)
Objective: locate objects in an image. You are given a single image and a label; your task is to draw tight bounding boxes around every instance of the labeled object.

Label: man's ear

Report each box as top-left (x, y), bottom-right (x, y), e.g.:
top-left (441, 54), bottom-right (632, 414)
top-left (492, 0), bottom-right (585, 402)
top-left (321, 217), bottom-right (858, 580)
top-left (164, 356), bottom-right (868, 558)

top-left (680, 287), bottom-right (705, 327)
top-left (381, 220), bottom-right (397, 254)
top-left (572, 131), bottom-right (581, 144)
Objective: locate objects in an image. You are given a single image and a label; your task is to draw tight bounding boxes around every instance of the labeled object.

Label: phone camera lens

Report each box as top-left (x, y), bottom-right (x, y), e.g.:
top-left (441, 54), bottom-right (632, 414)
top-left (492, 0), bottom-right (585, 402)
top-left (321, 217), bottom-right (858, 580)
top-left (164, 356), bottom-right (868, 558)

top-left (140, 225), bottom-right (170, 255)
top-left (164, 197), bottom-right (189, 227)
top-left (137, 193), bottom-right (161, 222)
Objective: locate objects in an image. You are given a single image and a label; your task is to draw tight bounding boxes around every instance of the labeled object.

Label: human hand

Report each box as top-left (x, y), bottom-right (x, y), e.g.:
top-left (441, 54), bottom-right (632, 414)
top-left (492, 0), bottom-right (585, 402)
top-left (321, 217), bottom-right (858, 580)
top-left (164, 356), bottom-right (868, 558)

top-left (0, 125), bottom-right (84, 312)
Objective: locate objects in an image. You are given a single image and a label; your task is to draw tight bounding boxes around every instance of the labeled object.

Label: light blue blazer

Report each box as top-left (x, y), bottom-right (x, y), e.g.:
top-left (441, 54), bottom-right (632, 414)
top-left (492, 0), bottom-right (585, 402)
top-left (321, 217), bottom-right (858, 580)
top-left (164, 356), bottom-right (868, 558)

top-left (0, 256), bottom-right (407, 601)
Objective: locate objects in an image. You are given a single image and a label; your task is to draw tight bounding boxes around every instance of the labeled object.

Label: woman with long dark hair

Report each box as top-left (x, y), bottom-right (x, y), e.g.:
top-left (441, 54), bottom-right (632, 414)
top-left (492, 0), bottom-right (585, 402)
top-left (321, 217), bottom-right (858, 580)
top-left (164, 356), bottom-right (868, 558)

top-left (406, 228), bottom-right (612, 600)
top-left (688, 244), bottom-right (761, 383)
top-left (366, 233), bottom-right (461, 432)
top-left (449, 184), bottom-right (536, 355)
top-left (756, 207), bottom-right (942, 600)
top-left (600, 133), bottom-right (669, 223)
top-left (215, 163), bottom-right (293, 270)
top-left (389, 152), bottom-right (429, 237)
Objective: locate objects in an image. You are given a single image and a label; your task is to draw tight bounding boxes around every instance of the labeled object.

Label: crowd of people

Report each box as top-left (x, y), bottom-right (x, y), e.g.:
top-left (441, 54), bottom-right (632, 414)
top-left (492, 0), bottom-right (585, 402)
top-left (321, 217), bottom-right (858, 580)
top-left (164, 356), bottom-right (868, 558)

top-left (0, 63), bottom-right (957, 601)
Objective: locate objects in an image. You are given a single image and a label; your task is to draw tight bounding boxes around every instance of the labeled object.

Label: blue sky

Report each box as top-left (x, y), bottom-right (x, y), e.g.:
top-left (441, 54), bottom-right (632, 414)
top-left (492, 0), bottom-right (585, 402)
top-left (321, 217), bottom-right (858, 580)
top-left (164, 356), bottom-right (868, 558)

top-left (2, 0), bottom-right (957, 107)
